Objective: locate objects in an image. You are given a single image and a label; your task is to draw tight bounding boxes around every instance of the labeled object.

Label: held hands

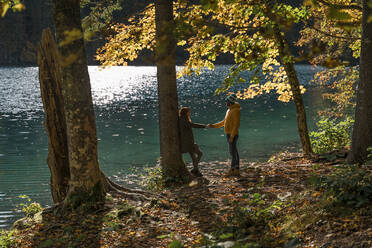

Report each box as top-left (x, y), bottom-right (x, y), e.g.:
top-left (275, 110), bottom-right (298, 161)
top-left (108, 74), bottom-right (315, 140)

top-left (206, 123), bottom-right (234, 141)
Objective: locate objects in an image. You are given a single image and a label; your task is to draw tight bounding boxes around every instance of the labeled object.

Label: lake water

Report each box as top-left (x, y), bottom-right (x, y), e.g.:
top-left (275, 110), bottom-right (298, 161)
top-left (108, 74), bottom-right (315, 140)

top-left (0, 65), bottom-right (324, 228)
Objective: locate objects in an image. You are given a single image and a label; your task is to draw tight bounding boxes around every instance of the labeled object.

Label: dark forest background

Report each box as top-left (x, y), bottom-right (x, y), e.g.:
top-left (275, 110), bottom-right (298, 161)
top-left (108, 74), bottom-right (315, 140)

top-left (0, 0), bottom-right (302, 66)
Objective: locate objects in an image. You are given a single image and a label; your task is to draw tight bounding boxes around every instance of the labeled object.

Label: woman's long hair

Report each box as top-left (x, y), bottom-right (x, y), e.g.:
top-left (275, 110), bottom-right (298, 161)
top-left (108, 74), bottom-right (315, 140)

top-left (179, 107), bottom-right (191, 122)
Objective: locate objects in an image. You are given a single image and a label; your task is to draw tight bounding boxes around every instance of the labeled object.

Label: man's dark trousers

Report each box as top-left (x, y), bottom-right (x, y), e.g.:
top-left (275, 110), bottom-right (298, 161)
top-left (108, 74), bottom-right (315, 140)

top-left (226, 134), bottom-right (239, 169)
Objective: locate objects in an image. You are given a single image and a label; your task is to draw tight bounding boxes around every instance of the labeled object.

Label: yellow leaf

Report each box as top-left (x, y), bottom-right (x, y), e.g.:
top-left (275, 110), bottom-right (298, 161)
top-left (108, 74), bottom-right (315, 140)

top-left (1, 3), bottom-right (10, 17)
top-left (59, 28), bottom-right (83, 47)
top-left (177, 40), bottom-right (187, 46)
top-left (13, 3), bottom-right (25, 12)
top-left (312, 192), bottom-right (321, 198)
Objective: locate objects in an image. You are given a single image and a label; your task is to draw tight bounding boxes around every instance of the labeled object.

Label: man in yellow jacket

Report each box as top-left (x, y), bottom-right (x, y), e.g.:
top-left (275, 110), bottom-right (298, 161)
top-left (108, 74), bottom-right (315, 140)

top-left (208, 94), bottom-right (241, 176)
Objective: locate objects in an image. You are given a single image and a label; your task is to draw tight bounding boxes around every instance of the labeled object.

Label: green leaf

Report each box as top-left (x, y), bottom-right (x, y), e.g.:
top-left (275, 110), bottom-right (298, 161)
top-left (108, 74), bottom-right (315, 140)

top-left (219, 233), bottom-right (234, 239)
top-left (253, 193), bottom-right (261, 199)
top-left (237, 77), bottom-right (246, 83)
top-left (157, 235), bottom-right (168, 239)
top-left (168, 240), bottom-right (182, 248)
top-left (40, 239), bottom-right (54, 248)
top-left (200, 0), bottom-right (217, 10)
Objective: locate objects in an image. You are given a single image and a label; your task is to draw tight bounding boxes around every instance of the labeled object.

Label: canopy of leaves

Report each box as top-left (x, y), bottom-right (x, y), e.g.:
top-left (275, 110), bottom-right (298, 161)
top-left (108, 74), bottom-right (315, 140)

top-left (298, 0), bottom-right (361, 117)
top-left (97, 0), bottom-right (311, 102)
top-left (97, 3), bottom-right (155, 66)
top-left (81, 0), bottom-right (123, 39)
top-left (299, 0), bottom-right (361, 65)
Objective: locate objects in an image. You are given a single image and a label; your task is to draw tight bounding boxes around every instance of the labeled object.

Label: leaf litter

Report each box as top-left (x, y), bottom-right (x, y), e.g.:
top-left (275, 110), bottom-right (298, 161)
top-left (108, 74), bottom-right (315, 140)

top-left (8, 152), bottom-right (372, 247)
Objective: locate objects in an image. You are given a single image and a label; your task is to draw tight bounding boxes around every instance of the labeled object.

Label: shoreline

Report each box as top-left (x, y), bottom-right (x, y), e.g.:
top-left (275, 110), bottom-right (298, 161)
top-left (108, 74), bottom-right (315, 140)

top-left (2, 152), bottom-right (371, 247)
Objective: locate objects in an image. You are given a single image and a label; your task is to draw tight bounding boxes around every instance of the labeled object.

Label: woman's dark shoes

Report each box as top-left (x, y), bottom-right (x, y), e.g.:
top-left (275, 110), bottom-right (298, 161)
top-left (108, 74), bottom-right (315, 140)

top-left (191, 168), bottom-right (203, 177)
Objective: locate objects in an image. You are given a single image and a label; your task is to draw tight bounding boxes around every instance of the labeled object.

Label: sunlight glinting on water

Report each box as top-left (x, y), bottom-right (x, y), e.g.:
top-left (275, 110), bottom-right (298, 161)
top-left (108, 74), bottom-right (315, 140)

top-left (90, 66), bottom-right (158, 106)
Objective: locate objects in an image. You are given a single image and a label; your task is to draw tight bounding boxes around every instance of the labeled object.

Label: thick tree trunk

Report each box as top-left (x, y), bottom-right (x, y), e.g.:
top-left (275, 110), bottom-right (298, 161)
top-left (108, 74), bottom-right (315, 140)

top-left (39, 15), bottom-right (157, 208)
top-left (52, 0), bottom-right (104, 208)
top-left (347, 0), bottom-right (372, 164)
top-left (155, 0), bottom-right (191, 184)
top-left (273, 25), bottom-right (313, 156)
top-left (38, 28), bottom-right (70, 204)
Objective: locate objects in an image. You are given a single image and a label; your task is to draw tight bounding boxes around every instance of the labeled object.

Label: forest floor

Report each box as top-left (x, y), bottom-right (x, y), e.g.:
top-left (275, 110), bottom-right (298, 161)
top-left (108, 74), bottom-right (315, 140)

top-left (3, 152), bottom-right (372, 248)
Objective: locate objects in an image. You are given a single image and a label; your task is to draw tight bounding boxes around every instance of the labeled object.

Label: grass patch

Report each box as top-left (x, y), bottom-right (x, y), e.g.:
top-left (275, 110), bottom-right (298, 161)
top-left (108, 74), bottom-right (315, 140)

top-left (0, 229), bottom-right (16, 248)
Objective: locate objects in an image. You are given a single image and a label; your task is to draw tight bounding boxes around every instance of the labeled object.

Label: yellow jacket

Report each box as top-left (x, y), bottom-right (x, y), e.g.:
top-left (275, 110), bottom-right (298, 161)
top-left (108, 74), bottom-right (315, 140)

top-left (211, 103), bottom-right (240, 138)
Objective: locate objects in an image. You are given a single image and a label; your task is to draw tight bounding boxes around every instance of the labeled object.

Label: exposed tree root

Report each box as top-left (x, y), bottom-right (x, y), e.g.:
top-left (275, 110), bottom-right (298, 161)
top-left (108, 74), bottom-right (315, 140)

top-left (101, 172), bottom-right (162, 202)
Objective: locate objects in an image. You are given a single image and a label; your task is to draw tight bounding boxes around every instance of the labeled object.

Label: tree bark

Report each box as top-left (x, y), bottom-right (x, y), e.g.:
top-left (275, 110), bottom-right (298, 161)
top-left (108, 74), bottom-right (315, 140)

top-left (347, 0), bottom-right (372, 164)
top-left (38, 28), bottom-right (70, 204)
top-left (273, 25), bottom-right (313, 156)
top-left (155, 0), bottom-right (191, 184)
top-left (51, 0), bottom-right (104, 208)
top-left (38, 6), bottom-right (160, 208)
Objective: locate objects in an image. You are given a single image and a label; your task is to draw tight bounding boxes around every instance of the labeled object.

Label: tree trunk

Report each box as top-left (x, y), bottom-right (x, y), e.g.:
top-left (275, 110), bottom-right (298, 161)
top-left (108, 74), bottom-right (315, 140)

top-left (51, 0), bottom-right (104, 208)
top-left (273, 25), bottom-right (313, 156)
top-left (38, 4), bottom-right (159, 207)
top-left (347, 0), bottom-right (372, 164)
top-left (38, 28), bottom-right (70, 204)
top-left (155, 0), bottom-right (191, 184)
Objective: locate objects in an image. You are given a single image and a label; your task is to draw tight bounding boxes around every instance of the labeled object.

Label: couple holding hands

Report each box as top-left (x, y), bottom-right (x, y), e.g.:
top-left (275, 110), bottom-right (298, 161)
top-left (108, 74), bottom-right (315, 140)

top-left (179, 94), bottom-right (241, 177)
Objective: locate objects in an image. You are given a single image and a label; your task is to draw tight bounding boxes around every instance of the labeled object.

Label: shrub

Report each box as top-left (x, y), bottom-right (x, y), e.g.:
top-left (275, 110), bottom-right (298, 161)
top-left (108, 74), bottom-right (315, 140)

top-left (310, 117), bottom-right (354, 154)
top-left (215, 193), bottom-right (287, 240)
top-left (140, 166), bottom-right (164, 192)
top-left (16, 195), bottom-right (42, 217)
top-left (311, 167), bottom-right (372, 207)
top-left (367, 147), bottom-right (372, 160)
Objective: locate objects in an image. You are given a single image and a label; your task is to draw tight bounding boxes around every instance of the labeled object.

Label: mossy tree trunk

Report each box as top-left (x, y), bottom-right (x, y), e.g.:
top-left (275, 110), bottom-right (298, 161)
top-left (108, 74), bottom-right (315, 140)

top-left (51, 0), bottom-right (104, 208)
top-left (38, 7), bottom-right (158, 208)
top-left (155, 0), bottom-right (191, 184)
top-left (273, 24), bottom-right (313, 157)
top-left (38, 28), bottom-right (70, 204)
top-left (347, 0), bottom-right (372, 164)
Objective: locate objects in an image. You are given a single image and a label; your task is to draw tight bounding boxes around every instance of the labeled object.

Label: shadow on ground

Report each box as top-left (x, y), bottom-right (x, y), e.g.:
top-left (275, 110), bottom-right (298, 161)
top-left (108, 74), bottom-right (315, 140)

top-left (31, 206), bottom-right (104, 248)
top-left (172, 177), bottom-right (223, 233)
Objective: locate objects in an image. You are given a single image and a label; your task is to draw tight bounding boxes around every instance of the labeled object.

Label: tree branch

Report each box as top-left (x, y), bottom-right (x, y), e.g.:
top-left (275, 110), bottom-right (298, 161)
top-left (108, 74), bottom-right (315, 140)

top-left (317, 0), bottom-right (362, 11)
top-left (201, 19), bottom-right (265, 34)
top-left (310, 24), bottom-right (361, 40)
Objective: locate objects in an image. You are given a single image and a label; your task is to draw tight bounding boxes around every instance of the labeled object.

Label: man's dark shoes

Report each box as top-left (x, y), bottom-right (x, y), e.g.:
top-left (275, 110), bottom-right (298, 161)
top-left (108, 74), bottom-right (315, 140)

top-left (223, 168), bottom-right (240, 177)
